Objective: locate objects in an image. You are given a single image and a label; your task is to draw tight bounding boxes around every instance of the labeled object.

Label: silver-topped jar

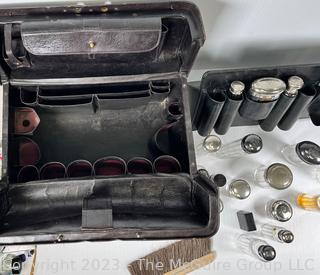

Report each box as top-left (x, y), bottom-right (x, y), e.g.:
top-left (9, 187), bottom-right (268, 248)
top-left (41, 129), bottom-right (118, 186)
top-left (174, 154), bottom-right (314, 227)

top-left (215, 134), bottom-right (263, 159)
top-left (249, 77), bottom-right (286, 102)
top-left (254, 163), bottom-right (293, 190)
top-left (266, 199), bottom-right (293, 222)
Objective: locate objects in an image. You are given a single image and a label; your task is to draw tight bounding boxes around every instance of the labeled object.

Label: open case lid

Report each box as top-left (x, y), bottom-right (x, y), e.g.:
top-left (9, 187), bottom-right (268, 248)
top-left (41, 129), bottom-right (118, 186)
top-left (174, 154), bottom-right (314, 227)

top-left (0, 1), bottom-right (205, 81)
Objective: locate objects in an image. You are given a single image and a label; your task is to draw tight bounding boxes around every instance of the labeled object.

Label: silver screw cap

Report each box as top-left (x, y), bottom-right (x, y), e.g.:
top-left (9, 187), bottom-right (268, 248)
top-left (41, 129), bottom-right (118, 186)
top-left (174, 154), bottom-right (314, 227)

top-left (285, 76), bottom-right (304, 97)
top-left (229, 180), bottom-right (251, 199)
top-left (278, 230), bottom-right (294, 243)
top-left (265, 163), bottom-right (293, 190)
top-left (296, 141), bottom-right (320, 165)
top-left (230, 81), bottom-right (245, 96)
top-left (258, 245), bottom-right (276, 261)
top-left (270, 200), bottom-right (293, 222)
top-left (203, 135), bottom-right (221, 152)
top-left (241, 134), bottom-right (263, 154)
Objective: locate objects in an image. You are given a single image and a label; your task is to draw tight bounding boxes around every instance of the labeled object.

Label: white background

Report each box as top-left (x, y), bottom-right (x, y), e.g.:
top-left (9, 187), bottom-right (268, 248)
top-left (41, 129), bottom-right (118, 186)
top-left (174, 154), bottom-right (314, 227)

top-left (0, 0), bottom-right (320, 274)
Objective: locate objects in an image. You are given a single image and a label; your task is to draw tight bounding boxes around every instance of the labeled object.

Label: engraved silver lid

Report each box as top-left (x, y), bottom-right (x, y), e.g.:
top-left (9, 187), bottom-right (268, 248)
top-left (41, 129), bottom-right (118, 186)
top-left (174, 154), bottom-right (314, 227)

top-left (270, 200), bottom-right (293, 222)
top-left (229, 81), bottom-right (245, 96)
top-left (249, 77), bottom-right (286, 102)
top-left (241, 134), bottom-right (263, 154)
top-left (229, 180), bottom-right (251, 199)
top-left (265, 163), bottom-right (293, 190)
top-left (296, 141), bottom-right (320, 165)
top-left (284, 76), bottom-right (304, 97)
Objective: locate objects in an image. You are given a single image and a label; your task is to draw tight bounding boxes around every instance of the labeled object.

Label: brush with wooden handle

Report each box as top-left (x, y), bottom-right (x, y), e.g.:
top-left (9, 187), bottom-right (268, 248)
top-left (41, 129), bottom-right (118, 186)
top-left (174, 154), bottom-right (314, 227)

top-left (128, 238), bottom-right (216, 275)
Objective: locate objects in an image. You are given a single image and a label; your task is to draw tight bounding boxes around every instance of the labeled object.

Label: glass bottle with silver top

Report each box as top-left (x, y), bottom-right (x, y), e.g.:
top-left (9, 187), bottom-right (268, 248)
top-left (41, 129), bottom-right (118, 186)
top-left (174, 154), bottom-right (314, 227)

top-left (266, 199), bottom-right (293, 222)
top-left (281, 141), bottom-right (320, 182)
top-left (254, 163), bottom-right (293, 189)
top-left (215, 134), bottom-right (263, 159)
top-left (261, 224), bottom-right (294, 243)
top-left (238, 234), bottom-right (276, 262)
top-left (228, 179), bottom-right (251, 200)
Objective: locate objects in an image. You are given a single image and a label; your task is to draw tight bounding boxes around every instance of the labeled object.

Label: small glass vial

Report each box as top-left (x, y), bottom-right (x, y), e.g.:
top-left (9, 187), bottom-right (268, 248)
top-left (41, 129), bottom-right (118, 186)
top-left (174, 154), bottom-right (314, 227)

top-left (254, 163), bottom-right (293, 189)
top-left (261, 224), bottom-right (294, 243)
top-left (266, 199), bottom-right (293, 222)
top-left (238, 234), bottom-right (276, 262)
top-left (215, 134), bottom-right (263, 159)
top-left (198, 135), bottom-right (221, 153)
top-left (296, 193), bottom-right (320, 211)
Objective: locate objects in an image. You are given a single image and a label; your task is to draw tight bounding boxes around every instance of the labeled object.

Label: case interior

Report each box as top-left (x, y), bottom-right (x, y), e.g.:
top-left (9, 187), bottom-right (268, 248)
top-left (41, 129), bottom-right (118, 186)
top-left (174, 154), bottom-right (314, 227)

top-left (0, 2), bottom-right (219, 244)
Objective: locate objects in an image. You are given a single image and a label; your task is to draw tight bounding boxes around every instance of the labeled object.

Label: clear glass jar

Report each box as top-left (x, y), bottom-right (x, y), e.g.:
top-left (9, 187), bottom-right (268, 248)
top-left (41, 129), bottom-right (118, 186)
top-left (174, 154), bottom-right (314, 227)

top-left (261, 224), bottom-right (294, 243)
top-left (238, 234), bottom-right (276, 262)
top-left (296, 193), bottom-right (320, 211)
top-left (253, 163), bottom-right (293, 189)
top-left (215, 134), bottom-right (262, 159)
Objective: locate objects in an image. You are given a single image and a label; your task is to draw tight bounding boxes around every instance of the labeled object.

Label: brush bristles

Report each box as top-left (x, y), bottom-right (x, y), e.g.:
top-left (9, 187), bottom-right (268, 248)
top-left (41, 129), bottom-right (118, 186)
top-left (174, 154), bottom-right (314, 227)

top-left (128, 238), bottom-right (211, 275)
